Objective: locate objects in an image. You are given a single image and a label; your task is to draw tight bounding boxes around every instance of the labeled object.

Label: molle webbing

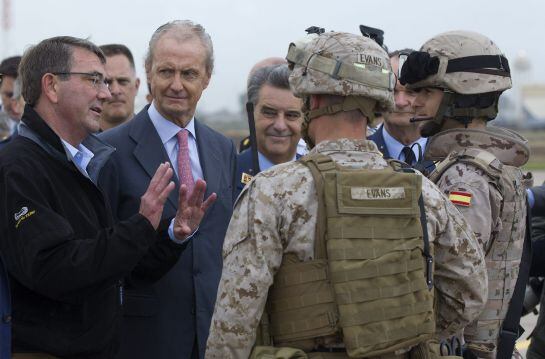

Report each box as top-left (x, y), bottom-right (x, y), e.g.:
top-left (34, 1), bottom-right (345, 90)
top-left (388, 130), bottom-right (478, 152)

top-left (428, 148), bottom-right (502, 186)
top-left (266, 154), bottom-right (435, 357)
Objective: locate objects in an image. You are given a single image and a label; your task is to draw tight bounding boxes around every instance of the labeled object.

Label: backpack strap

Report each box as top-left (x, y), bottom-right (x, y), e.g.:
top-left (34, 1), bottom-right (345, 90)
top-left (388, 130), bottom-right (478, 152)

top-left (299, 154), bottom-right (336, 260)
top-left (429, 148), bottom-right (502, 189)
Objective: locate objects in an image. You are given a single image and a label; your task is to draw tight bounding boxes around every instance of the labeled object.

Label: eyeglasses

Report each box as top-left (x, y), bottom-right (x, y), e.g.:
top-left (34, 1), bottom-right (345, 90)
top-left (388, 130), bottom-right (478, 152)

top-left (53, 72), bottom-right (110, 91)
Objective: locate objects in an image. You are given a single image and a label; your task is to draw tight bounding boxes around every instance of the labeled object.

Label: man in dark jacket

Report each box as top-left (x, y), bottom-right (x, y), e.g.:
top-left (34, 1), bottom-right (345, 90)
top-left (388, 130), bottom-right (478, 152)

top-left (0, 36), bottom-right (214, 358)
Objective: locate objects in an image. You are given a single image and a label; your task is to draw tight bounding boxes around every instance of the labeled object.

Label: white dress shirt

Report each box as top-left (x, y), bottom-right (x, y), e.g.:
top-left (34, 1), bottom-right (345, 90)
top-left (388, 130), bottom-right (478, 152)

top-left (382, 126), bottom-right (428, 163)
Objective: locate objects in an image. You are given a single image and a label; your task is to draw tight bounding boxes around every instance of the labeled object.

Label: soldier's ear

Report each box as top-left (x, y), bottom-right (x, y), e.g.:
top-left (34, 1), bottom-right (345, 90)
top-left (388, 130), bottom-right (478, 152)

top-left (309, 94), bottom-right (322, 110)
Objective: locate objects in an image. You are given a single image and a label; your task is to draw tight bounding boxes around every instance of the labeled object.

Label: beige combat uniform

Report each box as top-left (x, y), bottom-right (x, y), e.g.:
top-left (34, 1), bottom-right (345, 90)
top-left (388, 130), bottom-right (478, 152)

top-left (205, 139), bottom-right (488, 359)
top-left (425, 128), bottom-right (529, 358)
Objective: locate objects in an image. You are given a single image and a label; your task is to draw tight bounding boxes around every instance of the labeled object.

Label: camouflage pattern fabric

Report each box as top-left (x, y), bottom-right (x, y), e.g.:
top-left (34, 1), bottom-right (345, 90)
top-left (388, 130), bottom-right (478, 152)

top-left (205, 139), bottom-right (487, 359)
top-left (287, 32), bottom-right (395, 113)
top-left (425, 128), bottom-right (529, 358)
top-left (406, 31), bottom-right (512, 95)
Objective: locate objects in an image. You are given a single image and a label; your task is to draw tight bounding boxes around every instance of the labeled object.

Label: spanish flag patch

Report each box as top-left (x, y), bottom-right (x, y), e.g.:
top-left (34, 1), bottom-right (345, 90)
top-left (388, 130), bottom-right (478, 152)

top-left (449, 191), bottom-right (472, 207)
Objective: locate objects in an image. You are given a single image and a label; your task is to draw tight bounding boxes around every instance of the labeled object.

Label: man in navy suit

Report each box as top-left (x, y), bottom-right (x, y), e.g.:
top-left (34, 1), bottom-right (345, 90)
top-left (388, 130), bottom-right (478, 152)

top-left (368, 49), bottom-right (434, 174)
top-left (98, 20), bottom-right (237, 359)
top-left (236, 63), bottom-right (303, 198)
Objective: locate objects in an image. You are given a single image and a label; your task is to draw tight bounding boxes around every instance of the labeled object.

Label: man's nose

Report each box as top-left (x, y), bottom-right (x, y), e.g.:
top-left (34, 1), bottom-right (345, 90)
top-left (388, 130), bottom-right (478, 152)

top-left (170, 73), bottom-right (184, 92)
top-left (272, 114), bottom-right (289, 132)
top-left (395, 91), bottom-right (410, 108)
top-left (98, 86), bottom-right (112, 101)
top-left (109, 79), bottom-right (122, 95)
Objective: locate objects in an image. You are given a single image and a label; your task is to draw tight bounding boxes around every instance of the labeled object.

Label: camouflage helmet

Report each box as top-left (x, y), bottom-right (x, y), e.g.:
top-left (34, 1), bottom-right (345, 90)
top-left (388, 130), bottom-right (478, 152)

top-left (285, 31), bottom-right (395, 147)
top-left (286, 31), bottom-right (395, 114)
top-left (401, 31), bottom-right (512, 94)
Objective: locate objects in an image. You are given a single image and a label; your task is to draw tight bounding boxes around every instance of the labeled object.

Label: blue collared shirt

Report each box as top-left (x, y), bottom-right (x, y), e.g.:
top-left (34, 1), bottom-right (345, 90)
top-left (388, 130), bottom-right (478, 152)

top-left (258, 151), bottom-right (297, 172)
top-left (382, 127), bottom-right (428, 163)
top-left (61, 139), bottom-right (94, 179)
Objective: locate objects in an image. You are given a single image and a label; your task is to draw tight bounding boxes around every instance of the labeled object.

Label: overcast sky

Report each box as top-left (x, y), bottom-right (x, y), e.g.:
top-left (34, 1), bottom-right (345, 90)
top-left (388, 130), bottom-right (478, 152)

top-left (3, 0), bottom-right (544, 112)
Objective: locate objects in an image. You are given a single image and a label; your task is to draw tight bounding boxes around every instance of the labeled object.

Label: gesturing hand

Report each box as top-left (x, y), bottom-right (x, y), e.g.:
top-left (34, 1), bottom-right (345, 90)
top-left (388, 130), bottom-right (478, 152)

top-left (139, 163), bottom-right (175, 229)
top-left (173, 179), bottom-right (217, 241)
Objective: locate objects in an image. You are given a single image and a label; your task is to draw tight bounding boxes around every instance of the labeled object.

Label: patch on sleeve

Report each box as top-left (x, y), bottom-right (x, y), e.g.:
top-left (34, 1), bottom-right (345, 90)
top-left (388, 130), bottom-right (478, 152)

top-left (14, 206), bottom-right (36, 228)
top-left (449, 191), bottom-right (472, 207)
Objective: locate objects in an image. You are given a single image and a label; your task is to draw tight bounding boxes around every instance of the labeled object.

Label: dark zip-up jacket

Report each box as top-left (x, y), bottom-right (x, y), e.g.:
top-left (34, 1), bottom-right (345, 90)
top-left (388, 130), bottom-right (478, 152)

top-left (0, 106), bottom-right (185, 358)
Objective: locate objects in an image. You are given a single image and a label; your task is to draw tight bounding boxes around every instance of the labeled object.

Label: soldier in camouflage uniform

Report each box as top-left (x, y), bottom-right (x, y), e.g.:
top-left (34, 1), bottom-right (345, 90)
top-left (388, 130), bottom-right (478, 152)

top-left (400, 31), bottom-right (530, 359)
top-left (205, 31), bottom-right (487, 359)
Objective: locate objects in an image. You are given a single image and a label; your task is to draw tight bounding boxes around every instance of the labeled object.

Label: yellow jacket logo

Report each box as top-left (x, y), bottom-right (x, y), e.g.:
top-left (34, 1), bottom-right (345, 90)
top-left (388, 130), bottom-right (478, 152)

top-left (14, 206), bottom-right (36, 228)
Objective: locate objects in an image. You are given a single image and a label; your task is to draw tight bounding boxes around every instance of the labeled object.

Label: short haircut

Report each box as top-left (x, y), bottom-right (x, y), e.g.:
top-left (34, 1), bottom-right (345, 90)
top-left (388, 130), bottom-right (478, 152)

top-left (389, 48), bottom-right (416, 58)
top-left (247, 64), bottom-right (290, 105)
top-left (100, 43), bottom-right (136, 70)
top-left (145, 20), bottom-right (214, 76)
top-left (0, 56), bottom-right (21, 78)
top-left (19, 36), bottom-right (105, 106)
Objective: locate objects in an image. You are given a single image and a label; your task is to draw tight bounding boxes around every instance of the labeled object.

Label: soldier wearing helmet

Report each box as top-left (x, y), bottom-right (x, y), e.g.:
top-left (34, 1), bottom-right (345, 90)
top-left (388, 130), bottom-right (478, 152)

top-left (205, 30), bottom-right (487, 359)
top-left (400, 31), bottom-right (531, 358)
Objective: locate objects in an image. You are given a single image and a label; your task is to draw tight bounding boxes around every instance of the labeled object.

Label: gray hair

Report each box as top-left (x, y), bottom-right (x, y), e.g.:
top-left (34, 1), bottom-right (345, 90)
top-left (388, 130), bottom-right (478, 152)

top-left (145, 20), bottom-right (214, 76)
top-left (247, 64), bottom-right (290, 105)
top-left (19, 36), bottom-right (105, 106)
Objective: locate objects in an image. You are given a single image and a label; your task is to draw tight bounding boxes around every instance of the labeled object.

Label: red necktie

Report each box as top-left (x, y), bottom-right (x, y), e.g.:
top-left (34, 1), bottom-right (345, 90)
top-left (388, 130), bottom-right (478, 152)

top-left (177, 129), bottom-right (195, 194)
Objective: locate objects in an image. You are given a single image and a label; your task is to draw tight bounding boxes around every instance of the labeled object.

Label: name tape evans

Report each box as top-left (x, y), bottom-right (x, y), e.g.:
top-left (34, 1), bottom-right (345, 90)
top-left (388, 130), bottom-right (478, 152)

top-left (350, 187), bottom-right (406, 200)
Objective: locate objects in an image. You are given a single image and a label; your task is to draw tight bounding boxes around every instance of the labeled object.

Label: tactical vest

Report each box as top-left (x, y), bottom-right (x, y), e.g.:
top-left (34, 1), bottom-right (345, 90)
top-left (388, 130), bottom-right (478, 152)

top-left (264, 153), bottom-right (435, 358)
top-left (429, 147), bottom-right (527, 351)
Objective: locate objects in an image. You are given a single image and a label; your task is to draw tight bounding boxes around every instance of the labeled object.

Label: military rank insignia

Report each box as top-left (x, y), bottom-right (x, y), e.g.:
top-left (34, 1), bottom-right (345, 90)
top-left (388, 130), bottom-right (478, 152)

top-left (448, 191), bottom-right (472, 207)
top-left (241, 172), bottom-right (253, 185)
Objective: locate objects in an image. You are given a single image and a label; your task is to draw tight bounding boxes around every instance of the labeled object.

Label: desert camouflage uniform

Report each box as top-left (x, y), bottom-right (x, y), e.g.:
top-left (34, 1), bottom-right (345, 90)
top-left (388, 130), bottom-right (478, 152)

top-left (424, 128), bottom-right (529, 358)
top-left (205, 138), bottom-right (487, 359)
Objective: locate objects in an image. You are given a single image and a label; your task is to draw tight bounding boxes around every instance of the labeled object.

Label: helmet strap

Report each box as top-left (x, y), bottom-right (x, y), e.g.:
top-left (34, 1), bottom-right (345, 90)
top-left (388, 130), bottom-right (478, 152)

top-left (421, 91), bottom-right (499, 137)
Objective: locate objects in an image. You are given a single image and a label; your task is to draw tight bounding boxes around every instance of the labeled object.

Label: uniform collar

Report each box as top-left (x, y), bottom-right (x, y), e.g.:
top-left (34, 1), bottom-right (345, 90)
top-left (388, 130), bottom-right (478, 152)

top-left (424, 127), bottom-right (529, 167)
top-left (311, 138), bottom-right (383, 155)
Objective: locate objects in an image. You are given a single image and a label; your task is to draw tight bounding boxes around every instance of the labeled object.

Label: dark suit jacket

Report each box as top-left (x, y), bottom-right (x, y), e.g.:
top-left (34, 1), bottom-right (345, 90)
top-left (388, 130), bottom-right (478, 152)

top-left (98, 107), bottom-right (237, 359)
top-left (235, 149), bottom-right (302, 199)
top-left (531, 186), bottom-right (545, 217)
top-left (368, 124), bottom-right (435, 175)
top-left (0, 254), bottom-right (10, 359)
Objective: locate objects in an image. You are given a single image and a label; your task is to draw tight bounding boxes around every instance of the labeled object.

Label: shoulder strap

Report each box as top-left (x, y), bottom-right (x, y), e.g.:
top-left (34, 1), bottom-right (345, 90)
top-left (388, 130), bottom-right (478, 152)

top-left (429, 148), bottom-right (502, 186)
top-left (298, 154), bottom-right (336, 259)
top-left (496, 199), bottom-right (532, 359)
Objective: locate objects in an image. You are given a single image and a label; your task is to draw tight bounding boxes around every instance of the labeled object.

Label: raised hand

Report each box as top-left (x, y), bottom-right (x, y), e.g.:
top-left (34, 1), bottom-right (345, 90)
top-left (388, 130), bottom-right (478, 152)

top-left (138, 163), bottom-right (175, 229)
top-left (173, 179), bottom-right (217, 240)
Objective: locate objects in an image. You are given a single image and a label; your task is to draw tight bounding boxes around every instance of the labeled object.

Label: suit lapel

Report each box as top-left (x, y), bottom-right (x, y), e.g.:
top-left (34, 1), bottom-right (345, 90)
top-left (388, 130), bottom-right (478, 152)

top-left (130, 109), bottom-right (180, 210)
top-left (194, 120), bottom-right (221, 199)
top-left (376, 125), bottom-right (391, 159)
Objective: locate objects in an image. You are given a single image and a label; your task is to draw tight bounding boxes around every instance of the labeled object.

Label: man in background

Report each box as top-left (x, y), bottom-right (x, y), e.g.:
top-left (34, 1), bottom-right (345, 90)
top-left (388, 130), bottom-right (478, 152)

top-left (369, 49), bottom-right (434, 172)
top-left (99, 44), bottom-right (140, 131)
top-left (235, 63), bottom-right (303, 197)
